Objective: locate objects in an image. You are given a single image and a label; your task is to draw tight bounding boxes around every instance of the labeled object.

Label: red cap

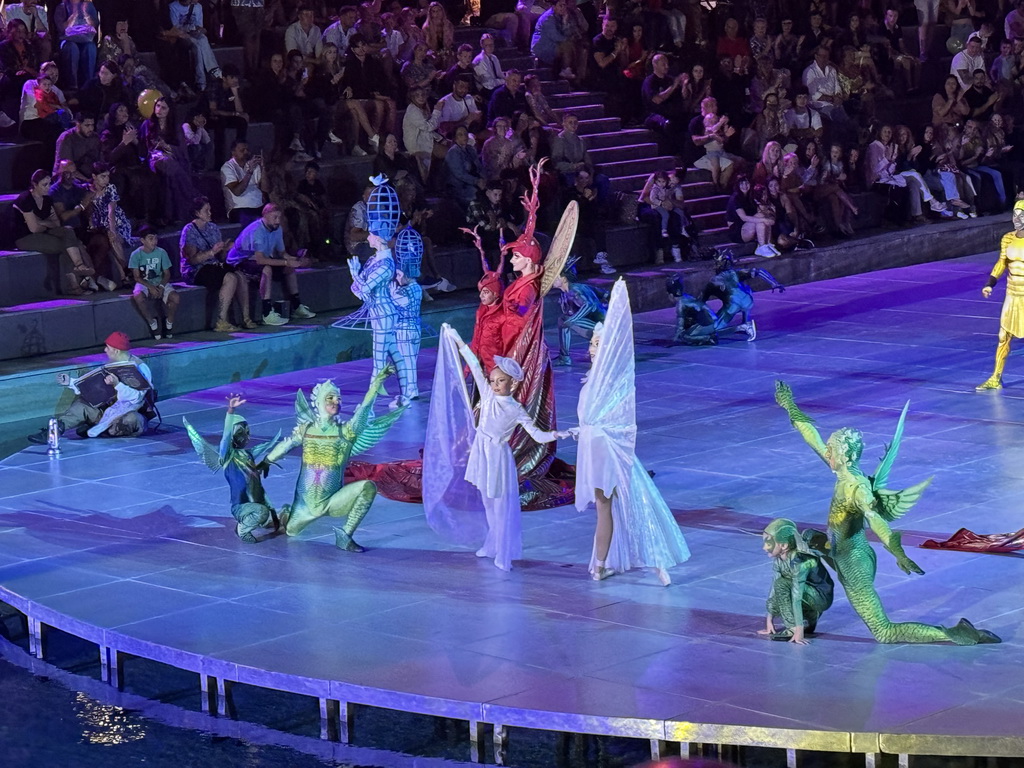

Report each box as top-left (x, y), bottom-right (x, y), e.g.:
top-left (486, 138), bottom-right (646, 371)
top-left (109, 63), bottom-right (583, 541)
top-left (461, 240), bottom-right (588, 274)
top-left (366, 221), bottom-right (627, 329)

top-left (478, 271), bottom-right (503, 296)
top-left (105, 331), bottom-right (131, 351)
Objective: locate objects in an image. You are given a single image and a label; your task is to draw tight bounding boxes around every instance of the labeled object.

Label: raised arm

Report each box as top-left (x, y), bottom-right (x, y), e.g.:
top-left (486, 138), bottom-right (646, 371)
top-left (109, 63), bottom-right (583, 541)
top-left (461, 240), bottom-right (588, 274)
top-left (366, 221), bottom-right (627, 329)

top-left (453, 327), bottom-right (488, 393)
top-left (775, 381), bottom-right (828, 464)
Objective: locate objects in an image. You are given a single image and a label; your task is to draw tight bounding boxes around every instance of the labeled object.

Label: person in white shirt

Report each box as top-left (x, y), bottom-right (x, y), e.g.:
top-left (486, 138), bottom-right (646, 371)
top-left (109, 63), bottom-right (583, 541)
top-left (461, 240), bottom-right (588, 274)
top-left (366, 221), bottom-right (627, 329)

top-left (19, 61), bottom-right (65, 136)
top-left (220, 140), bottom-right (268, 225)
top-left (802, 47), bottom-right (848, 122)
top-left (472, 34), bottom-right (504, 98)
top-left (285, 6), bottom-right (322, 63)
top-left (320, 5), bottom-right (358, 58)
top-left (433, 76), bottom-right (483, 139)
top-left (951, 34), bottom-right (985, 89)
top-left (403, 86), bottom-right (447, 180)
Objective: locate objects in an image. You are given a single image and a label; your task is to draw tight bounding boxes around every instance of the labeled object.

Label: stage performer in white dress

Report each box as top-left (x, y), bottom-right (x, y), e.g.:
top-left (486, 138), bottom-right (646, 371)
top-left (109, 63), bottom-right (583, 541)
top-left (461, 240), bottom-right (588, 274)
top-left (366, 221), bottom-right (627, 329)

top-left (441, 324), bottom-right (571, 571)
top-left (571, 280), bottom-right (691, 585)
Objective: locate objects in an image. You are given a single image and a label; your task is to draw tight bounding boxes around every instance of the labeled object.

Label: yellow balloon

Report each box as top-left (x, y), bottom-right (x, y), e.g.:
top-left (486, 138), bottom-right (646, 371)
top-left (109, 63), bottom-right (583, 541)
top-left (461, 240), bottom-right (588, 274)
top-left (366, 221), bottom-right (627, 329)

top-left (137, 89), bottom-right (163, 119)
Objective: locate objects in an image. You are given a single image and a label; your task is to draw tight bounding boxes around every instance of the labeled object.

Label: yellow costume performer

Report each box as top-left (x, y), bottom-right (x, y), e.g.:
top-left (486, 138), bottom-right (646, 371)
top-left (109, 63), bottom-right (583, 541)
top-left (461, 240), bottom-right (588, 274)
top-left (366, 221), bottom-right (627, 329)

top-left (978, 201), bottom-right (1024, 390)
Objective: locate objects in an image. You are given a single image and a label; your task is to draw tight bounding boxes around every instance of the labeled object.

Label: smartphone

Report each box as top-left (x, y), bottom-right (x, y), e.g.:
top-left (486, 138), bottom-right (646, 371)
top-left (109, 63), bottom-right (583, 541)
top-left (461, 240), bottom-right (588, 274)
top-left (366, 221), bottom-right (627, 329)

top-left (302, 67), bottom-right (309, 80)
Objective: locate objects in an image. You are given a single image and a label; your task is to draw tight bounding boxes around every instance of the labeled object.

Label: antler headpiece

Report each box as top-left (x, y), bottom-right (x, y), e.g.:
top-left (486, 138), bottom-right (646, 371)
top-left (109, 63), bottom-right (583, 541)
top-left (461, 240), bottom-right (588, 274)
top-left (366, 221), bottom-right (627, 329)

top-left (501, 159), bottom-right (546, 264)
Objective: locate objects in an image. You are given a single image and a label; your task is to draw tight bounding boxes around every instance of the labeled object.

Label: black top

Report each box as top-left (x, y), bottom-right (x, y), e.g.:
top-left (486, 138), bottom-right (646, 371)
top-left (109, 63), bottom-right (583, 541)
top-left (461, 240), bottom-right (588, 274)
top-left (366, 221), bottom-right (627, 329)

top-left (12, 191), bottom-right (53, 242)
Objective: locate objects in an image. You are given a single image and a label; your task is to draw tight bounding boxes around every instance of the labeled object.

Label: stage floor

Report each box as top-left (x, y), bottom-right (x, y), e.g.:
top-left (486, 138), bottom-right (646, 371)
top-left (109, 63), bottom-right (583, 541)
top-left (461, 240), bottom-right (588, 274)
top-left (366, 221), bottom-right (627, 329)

top-left (1, 253), bottom-right (1023, 754)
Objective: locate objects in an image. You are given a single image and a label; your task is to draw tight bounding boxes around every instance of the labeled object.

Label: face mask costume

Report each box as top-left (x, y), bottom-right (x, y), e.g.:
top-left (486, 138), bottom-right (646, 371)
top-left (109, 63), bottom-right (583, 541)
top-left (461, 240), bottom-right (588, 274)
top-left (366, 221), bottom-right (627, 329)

top-left (265, 373), bottom-right (405, 552)
top-left (775, 381), bottom-right (1000, 645)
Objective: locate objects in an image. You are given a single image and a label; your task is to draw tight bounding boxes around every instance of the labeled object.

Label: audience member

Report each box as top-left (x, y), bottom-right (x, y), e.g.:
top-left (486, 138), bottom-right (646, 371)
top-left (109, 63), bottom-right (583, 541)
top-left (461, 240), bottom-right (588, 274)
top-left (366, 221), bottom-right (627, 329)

top-left (221, 139), bottom-right (268, 225)
top-left (932, 74), bottom-right (970, 126)
top-left (692, 97), bottom-right (738, 190)
top-left (726, 175), bottom-right (778, 257)
top-left (487, 68), bottom-right (526, 123)
top-left (87, 160), bottom-right (133, 284)
top-left (951, 33), bottom-right (985, 89)
top-left (435, 75), bottom-right (483, 138)
top-left (54, 1), bottom-right (97, 90)
top-left (169, 0), bottom-right (221, 93)
top-left (340, 33), bottom-right (395, 155)
top-left (130, 224), bottom-right (180, 339)
top-left (403, 86), bottom-right (447, 182)
top-left (444, 124), bottom-right (484, 208)
top-left (473, 34), bottom-right (504, 102)
top-left (285, 5), bottom-right (322, 63)
top-left (524, 73), bottom-right (558, 126)
top-left (444, 43), bottom-right (479, 97)
top-left (180, 195), bottom-right (254, 331)
top-left (4, 0), bottom-right (51, 62)
top-left (964, 68), bottom-right (1000, 121)
top-left (321, 5), bottom-right (359, 59)
top-left (531, 0), bottom-right (587, 85)
top-left (226, 203), bottom-right (314, 325)
top-left (20, 62), bottom-right (66, 146)
top-left (423, 1), bottom-right (455, 69)
top-left (802, 46), bottom-right (848, 124)
top-left (139, 96), bottom-right (197, 226)
top-left (642, 54), bottom-right (689, 147)
top-left (207, 64), bottom-right (249, 159)
top-left (481, 115), bottom-right (514, 180)
top-left (402, 41), bottom-right (442, 94)
top-left (53, 112), bottom-right (100, 180)
top-left (78, 59), bottom-right (126, 118)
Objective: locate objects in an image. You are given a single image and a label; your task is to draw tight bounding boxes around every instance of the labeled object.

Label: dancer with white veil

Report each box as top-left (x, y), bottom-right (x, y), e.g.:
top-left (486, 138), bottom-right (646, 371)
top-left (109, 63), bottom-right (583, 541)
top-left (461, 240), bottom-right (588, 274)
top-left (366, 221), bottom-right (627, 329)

top-left (571, 280), bottom-right (691, 584)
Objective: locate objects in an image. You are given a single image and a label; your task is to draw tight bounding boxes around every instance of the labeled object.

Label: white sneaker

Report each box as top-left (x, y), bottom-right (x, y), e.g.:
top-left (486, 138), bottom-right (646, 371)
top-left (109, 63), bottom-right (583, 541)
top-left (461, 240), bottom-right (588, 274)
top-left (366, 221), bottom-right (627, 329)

top-left (328, 131), bottom-right (344, 145)
top-left (928, 199), bottom-right (947, 213)
top-left (671, 245), bottom-right (682, 262)
top-left (149, 318), bottom-right (159, 332)
top-left (368, 133), bottom-right (380, 150)
top-left (0, 111), bottom-right (15, 128)
top-left (289, 135), bottom-right (304, 151)
top-left (293, 151), bottom-right (314, 162)
top-left (97, 276), bottom-right (117, 291)
top-left (351, 146), bottom-right (368, 157)
top-left (600, 264), bottom-right (616, 275)
top-left (435, 277), bottom-right (457, 292)
top-left (262, 310), bottom-right (288, 326)
top-left (292, 304), bottom-right (315, 319)
top-left (754, 244), bottom-right (776, 258)
top-left (558, 67), bottom-right (575, 80)
top-left (746, 318), bottom-right (757, 341)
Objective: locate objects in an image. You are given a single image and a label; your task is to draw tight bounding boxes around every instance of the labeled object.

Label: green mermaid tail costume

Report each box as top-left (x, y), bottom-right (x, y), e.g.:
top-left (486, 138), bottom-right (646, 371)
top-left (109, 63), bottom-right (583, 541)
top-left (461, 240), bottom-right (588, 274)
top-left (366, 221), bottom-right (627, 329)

top-left (775, 382), bottom-right (1000, 645)
top-left (268, 368), bottom-right (405, 551)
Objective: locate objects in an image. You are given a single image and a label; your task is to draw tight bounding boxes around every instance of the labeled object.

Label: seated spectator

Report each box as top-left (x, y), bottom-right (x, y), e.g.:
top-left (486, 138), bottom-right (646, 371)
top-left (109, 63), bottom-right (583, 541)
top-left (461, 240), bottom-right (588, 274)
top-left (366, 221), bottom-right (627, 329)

top-left (97, 18), bottom-right (134, 65)
top-left (879, 7), bottom-right (920, 94)
top-left (466, 180), bottom-right (521, 261)
top-left (340, 33), bottom-right (395, 155)
top-left (479, 0), bottom-right (523, 49)
top-left (622, 21), bottom-right (651, 84)
top-left (679, 62), bottom-right (711, 117)
top-left (932, 74), bottom-right (970, 127)
top-left (100, 102), bottom-right (152, 219)
top-left (444, 43), bottom-right (479, 97)
top-left (748, 17), bottom-right (771, 61)
top-left (53, 1), bottom-right (96, 90)
top-left (1, 19), bottom-right (39, 114)
top-left (864, 123), bottom-right (931, 223)
top-left (434, 75), bottom-right (483, 139)
top-left (118, 52), bottom-right (173, 104)
top-left (153, 1), bottom-right (197, 99)
top-left (20, 62), bottom-right (66, 146)
top-left (531, 0), bottom-right (588, 85)
top-left (745, 90), bottom-right (789, 159)
top-left (53, 112), bottom-right (100, 180)
top-left (285, 5), bottom-right (322, 64)
top-left (964, 68), bottom-right (1000, 121)
top-left (1006, 0), bottom-right (1024, 41)
top-left (726, 175), bottom-right (779, 257)
top-left (4, 0), bottom-right (51, 63)
top-left (139, 96), bottom-right (197, 226)
top-left (835, 45), bottom-right (883, 121)
top-left (819, 141), bottom-right (860, 235)
top-left (31, 74), bottom-right (70, 132)
top-left (509, 109), bottom-right (542, 166)
top-left (402, 42), bottom-right (442, 94)
top-left (379, 12), bottom-right (404, 63)
top-left (403, 86), bottom-right (447, 182)
top-left (778, 151), bottom-right (819, 239)
top-left (990, 39), bottom-right (1019, 103)
top-left (550, 112), bottom-right (605, 197)
top-left (396, 7), bottom-right (426, 62)
top-left (473, 34), bottom-right (504, 102)
top-left (692, 97), bottom-right (738, 190)
top-left (422, 1), bottom-right (455, 69)
top-left (951, 33), bottom-right (985, 89)
top-left (802, 46), bottom-right (848, 124)
top-left (14, 168), bottom-right (96, 294)
top-left (960, 119), bottom-right (1007, 210)
top-left (321, 5), bottom-right (359, 60)
top-left (50, 157), bottom-right (91, 237)
top-left (710, 54), bottom-right (750, 130)
top-left (524, 74), bottom-right (558, 127)
top-left (796, 11), bottom-right (830, 66)
top-left (642, 53), bottom-right (689, 147)
top-left (221, 139), bottom-right (268, 226)
top-left (78, 59), bottom-right (126, 118)
top-left (773, 17), bottom-right (802, 77)
top-left (749, 56), bottom-right (791, 116)
top-left (922, 124), bottom-right (975, 214)
top-left (643, 170), bottom-right (675, 238)
top-left (444, 124), bottom-right (484, 209)
top-left (226, 203), bottom-right (315, 325)
top-left (182, 107), bottom-right (213, 172)
top-left (487, 69), bottom-right (526, 123)
top-left (130, 224), bottom-right (180, 340)
top-left (344, 182), bottom-right (372, 256)
top-left (752, 139), bottom-right (783, 187)
top-left (515, 0), bottom-right (548, 54)
top-left (169, 0), bottom-right (221, 93)
top-left (87, 161), bottom-right (133, 285)
top-left (307, 43), bottom-right (345, 149)
top-left (295, 160), bottom-right (331, 258)
top-left (715, 18), bottom-right (750, 75)
top-left (207, 64), bottom-right (249, 159)
top-left (49, 331), bottom-right (153, 438)
top-left (281, 48), bottom-right (320, 162)
top-left (481, 115), bottom-right (514, 181)
top-left (181, 195), bottom-right (252, 331)
top-left (984, 113), bottom-right (1020, 200)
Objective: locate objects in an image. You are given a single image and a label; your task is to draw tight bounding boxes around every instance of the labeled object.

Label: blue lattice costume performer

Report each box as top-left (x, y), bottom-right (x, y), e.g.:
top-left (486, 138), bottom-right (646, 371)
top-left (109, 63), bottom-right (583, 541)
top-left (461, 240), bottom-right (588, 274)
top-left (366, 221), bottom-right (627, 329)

top-left (550, 259), bottom-right (608, 366)
top-left (184, 397), bottom-right (282, 543)
top-left (345, 175), bottom-right (413, 402)
top-left (389, 225), bottom-right (426, 408)
top-left (267, 373), bottom-right (406, 551)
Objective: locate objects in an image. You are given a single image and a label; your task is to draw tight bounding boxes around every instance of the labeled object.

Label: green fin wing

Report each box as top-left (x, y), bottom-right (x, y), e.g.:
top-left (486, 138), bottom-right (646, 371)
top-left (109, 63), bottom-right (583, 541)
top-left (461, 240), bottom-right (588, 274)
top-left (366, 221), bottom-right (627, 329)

top-left (351, 406), bottom-right (407, 457)
top-left (183, 417), bottom-right (223, 471)
top-left (872, 401), bottom-right (910, 492)
top-left (251, 430), bottom-right (283, 466)
top-left (295, 389), bottom-right (315, 426)
top-left (873, 477), bottom-right (932, 522)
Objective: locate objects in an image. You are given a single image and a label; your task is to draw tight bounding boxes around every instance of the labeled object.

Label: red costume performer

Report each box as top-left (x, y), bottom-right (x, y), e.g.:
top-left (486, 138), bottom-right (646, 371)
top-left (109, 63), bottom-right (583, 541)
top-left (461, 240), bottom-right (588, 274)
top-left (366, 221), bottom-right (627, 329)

top-left (462, 227), bottom-right (506, 374)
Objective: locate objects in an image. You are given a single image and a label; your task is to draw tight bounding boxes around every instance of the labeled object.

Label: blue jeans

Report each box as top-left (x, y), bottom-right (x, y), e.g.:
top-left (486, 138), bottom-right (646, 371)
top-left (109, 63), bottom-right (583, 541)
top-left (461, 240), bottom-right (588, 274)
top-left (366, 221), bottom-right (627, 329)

top-left (60, 40), bottom-right (97, 90)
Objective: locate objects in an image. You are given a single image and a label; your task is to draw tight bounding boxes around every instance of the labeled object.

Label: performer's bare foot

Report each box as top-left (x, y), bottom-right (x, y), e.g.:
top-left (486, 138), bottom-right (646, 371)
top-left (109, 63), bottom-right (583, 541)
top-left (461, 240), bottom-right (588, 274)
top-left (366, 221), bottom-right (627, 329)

top-left (976, 376), bottom-right (1003, 390)
top-left (334, 528), bottom-right (366, 552)
top-left (655, 567), bottom-right (671, 586)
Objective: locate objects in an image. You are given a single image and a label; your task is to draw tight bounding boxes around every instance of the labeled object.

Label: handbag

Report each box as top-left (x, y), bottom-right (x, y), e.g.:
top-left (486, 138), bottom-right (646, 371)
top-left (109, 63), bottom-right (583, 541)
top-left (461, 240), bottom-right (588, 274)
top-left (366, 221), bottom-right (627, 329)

top-left (65, 24), bottom-right (96, 43)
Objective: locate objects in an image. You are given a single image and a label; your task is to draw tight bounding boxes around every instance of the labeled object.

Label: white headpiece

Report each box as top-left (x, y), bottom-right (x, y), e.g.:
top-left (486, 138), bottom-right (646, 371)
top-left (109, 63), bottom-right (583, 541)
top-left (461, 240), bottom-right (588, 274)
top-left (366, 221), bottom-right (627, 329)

top-left (493, 355), bottom-right (524, 382)
top-left (311, 379), bottom-right (341, 421)
top-left (591, 321), bottom-right (605, 341)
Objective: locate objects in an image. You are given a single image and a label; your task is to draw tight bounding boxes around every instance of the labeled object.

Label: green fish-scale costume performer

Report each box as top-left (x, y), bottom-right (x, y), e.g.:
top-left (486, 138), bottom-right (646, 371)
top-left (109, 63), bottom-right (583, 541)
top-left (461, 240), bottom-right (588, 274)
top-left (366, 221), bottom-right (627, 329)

top-left (268, 367), bottom-right (405, 551)
top-left (775, 382), bottom-right (1000, 645)
top-left (760, 519), bottom-right (835, 644)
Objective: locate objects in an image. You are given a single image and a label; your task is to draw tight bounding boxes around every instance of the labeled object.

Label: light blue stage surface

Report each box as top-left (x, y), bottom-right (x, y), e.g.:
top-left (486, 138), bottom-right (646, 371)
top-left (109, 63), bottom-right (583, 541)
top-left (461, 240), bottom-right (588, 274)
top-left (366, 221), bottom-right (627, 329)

top-left (1, 253), bottom-right (1023, 746)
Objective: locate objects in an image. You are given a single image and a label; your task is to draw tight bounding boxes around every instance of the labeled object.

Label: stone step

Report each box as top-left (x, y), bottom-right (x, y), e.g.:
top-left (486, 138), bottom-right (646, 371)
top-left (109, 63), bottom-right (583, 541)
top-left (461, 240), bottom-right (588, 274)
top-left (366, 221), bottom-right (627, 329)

top-left (547, 91), bottom-right (604, 109)
top-left (596, 155), bottom-right (677, 178)
top-left (588, 144), bottom-right (661, 165)
top-left (496, 54), bottom-right (535, 70)
top-left (540, 79), bottom-right (570, 95)
top-left (0, 139), bottom-right (50, 191)
top-left (583, 129), bottom-right (653, 150)
top-left (576, 117), bottom-right (621, 135)
top-left (691, 210), bottom-right (727, 229)
top-left (556, 103), bottom-right (604, 121)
